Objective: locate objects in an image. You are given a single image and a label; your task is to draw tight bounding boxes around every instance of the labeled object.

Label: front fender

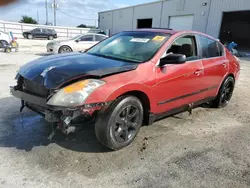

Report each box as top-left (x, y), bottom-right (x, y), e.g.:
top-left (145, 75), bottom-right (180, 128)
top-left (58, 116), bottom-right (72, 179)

top-left (85, 82), bottom-right (153, 109)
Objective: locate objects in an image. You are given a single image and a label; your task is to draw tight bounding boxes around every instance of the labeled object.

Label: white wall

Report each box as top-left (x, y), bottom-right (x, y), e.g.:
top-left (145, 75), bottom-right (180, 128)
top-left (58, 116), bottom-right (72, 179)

top-left (113, 8), bottom-right (134, 34)
top-left (98, 11), bottom-right (113, 35)
top-left (0, 20), bottom-right (94, 38)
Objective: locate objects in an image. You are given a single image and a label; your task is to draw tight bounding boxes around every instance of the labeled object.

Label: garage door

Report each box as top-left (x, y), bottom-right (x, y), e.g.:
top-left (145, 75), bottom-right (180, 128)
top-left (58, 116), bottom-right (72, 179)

top-left (169, 15), bottom-right (194, 30)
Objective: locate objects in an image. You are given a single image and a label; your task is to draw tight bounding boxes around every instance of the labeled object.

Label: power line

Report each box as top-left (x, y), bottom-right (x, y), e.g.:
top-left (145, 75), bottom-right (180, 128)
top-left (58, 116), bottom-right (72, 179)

top-left (57, 9), bottom-right (97, 21)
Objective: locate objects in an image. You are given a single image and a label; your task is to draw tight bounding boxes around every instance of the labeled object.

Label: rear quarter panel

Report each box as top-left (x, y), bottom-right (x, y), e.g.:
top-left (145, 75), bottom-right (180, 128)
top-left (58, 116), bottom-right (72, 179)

top-left (226, 50), bottom-right (240, 81)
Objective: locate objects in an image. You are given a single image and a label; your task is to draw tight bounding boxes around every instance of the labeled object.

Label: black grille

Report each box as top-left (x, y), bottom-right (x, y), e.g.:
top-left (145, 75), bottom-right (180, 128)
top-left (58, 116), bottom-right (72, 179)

top-left (19, 76), bottom-right (49, 97)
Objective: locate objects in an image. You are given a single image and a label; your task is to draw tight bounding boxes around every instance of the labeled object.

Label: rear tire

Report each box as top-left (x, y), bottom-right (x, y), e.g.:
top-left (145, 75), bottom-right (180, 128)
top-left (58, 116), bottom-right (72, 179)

top-left (95, 96), bottom-right (143, 150)
top-left (27, 34), bottom-right (33, 39)
top-left (48, 36), bottom-right (53, 40)
top-left (211, 76), bottom-right (235, 108)
top-left (58, 46), bottom-right (73, 53)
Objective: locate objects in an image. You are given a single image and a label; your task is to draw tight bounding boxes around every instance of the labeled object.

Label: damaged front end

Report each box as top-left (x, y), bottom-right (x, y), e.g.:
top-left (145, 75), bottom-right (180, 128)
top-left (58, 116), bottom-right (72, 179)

top-left (10, 74), bottom-right (111, 136)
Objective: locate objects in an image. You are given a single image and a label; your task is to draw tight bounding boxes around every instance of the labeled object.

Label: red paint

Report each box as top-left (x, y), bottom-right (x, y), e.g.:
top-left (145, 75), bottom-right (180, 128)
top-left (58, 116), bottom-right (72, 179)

top-left (85, 30), bottom-right (240, 114)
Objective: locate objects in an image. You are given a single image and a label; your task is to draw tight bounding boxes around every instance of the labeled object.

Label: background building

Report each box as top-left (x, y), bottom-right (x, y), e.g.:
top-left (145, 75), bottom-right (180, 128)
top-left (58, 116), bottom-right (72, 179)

top-left (98, 0), bottom-right (250, 49)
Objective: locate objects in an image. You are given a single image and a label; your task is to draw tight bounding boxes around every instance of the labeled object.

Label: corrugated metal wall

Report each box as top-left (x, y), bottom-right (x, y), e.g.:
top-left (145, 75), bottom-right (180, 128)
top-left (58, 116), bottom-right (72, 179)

top-left (206, 0), bottom-right (250, 38)
top-left (99, 0), bottom-right (250, 38)
top-left (161, 0), bottom-right (211, 33)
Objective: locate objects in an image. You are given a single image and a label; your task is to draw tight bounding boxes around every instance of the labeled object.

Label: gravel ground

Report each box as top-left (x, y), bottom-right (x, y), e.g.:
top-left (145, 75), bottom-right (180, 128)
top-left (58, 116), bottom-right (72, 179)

top-left (0, 40), bottom-right (249, 188)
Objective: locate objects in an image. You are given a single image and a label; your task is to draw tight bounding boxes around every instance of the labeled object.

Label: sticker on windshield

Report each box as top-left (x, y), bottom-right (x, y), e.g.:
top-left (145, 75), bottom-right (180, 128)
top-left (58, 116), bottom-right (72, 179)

top-left (152, 36), bottom-right (166, 41)
top-left (130, 38), bottom-right (150, 43)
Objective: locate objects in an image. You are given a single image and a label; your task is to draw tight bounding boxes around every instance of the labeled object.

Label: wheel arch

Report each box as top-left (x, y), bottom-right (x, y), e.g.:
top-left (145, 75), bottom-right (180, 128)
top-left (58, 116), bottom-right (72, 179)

top-left (113, 90), bottom-right (151, 125)
top-left (216, 73), bottom-right (235, 95)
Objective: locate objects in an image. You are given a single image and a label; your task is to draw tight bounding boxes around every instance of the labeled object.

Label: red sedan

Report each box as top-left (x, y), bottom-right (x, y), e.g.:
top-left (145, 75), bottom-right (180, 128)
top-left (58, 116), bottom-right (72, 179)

top-left (11, 29), bottom-right (240, 150)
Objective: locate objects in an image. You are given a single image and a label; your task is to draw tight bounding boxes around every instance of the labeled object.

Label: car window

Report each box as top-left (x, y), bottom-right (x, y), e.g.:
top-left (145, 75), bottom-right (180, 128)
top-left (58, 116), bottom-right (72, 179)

top-left (167, 35), bottom-right (198, 61)
top-left (95, 35), bottom-right (107, 41)
top-left (50, 29), bottom-right (54, 33)
top-left (33, 28), bottom-right (41, 33)
top-left (41, 29), bottom-right (46, 33)
top-left (217, 42), bottom-right (224, 56)
top-left (198, 35), bottom-right (223, 58)
top-left (79, 35), bottom-right (94, 41)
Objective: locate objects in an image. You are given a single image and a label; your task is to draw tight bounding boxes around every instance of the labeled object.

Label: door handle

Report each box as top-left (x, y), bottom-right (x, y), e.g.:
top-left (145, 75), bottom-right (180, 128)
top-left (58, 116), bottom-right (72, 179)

top-left (194, 70), bottom-right (203, 76)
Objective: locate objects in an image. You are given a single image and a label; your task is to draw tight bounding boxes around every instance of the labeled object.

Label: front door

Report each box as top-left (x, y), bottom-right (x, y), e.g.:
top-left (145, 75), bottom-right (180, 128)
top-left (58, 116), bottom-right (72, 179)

top-left (154, 35), bottom-right (205, 114)
top-left (74, 34), bottom-right (96, 51)
top-left (33, 28), bottom-right (42, 38)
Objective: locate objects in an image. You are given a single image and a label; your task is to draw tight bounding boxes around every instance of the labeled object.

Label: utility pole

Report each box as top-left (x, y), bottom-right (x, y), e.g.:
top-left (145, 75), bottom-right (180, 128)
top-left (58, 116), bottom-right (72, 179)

top-left (53, 0), bottom-right (56, 26)
top-left (45, 0), bottom-right (48, 25)
top-left (37, 10), bottom-right (39, 24)
top-left (51, 0), bottom-right (59, 26)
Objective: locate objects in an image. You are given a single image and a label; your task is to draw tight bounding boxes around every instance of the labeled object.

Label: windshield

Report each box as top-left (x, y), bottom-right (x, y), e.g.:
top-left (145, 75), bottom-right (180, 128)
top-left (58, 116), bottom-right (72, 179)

top-left (87, 31), bottom-right (170, 63)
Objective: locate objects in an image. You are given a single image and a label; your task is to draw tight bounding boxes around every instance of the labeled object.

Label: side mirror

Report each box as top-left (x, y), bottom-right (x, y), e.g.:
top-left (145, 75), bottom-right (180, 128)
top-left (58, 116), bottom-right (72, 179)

top-left (75, 39), bottom-right (79, 43)
top-left (159, 53), bottom-right (186, 66)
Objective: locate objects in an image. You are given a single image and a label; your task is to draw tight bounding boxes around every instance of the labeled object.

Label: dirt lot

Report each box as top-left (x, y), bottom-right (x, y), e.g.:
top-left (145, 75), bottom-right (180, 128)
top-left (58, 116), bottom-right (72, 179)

top-left (0, 41), bottom-right (250, 188)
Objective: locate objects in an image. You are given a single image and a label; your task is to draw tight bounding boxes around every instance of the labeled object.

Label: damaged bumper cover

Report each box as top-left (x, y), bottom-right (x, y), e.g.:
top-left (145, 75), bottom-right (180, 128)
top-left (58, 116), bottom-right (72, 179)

top-left (10, 86), bottom-right (111, 124)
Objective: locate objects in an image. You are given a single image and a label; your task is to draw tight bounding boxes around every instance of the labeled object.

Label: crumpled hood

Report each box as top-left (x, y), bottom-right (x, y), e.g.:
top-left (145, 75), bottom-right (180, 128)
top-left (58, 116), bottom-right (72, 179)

top-left (18, 52), bottom-right (138, 89)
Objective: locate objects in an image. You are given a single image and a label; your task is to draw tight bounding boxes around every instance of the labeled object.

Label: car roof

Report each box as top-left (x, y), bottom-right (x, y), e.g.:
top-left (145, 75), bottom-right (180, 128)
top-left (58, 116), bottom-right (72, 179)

top-left (133, 28), bottom-right (219, 41)
top-left (85, 33), bottom-right (108, 37)
top-left (135, 28), bottom-right (179, 35)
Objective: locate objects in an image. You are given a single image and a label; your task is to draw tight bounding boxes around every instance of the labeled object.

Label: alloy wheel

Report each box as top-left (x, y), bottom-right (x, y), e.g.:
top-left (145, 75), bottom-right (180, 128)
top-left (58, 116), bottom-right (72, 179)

top-left (114, 105), bottom-right (140, 143)
top-left (60, 47), bottom-right (72, 53)
top-left (220, 80), bottom-right (234, 106)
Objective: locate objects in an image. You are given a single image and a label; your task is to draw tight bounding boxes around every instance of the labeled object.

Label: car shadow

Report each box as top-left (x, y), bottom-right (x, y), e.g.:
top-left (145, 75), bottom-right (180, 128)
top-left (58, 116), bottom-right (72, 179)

top-left (35, 53), bottom-right (53, 56)
top-left (0, 96), bottom-right (109, 153)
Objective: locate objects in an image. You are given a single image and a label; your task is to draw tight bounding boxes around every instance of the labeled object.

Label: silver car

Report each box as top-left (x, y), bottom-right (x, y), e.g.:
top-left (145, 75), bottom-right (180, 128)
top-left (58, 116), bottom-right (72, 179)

top-left (47, 33), bottom-right (108, 53)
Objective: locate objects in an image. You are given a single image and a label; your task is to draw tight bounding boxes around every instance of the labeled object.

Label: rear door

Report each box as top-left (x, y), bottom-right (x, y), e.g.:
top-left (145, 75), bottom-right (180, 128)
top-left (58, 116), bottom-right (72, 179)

top-left (197, 35), bottom-right (228, 97)
top-left (40, 29), bottom-right (48, 38)
top-left (154, 34), bottom-right (205, 114)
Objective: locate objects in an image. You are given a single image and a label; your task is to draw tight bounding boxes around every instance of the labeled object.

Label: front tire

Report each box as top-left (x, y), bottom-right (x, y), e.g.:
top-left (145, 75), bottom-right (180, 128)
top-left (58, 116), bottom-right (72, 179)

top-left (95, 96), bottom-right (143, 150)
top-left (48, 36), bottom-right (53, 40)
top-left (58, 45), bottom-right (73, 53)
top-left (212, 76), bottom-right (235, 108)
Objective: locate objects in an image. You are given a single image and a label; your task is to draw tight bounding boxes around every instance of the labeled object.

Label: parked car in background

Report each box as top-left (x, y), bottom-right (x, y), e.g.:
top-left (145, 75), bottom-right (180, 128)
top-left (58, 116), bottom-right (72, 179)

top-left (87, 29), bottom-right (107, 35)
top-left (0, 30), bottom-right (11, 43)
top-left (10, 29), bottom-right (240, 150)
top-left (23, 28), bottom-right (57, 40)
top-left (0, 30), bottom-right (18, 52)
top-left (46, 33), bottom-right (108, 53)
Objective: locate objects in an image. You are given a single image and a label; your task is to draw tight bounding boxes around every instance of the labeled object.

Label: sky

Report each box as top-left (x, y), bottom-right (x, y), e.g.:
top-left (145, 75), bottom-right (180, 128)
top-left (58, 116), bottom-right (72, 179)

top-left (0, 0), bottom-right (156, 27)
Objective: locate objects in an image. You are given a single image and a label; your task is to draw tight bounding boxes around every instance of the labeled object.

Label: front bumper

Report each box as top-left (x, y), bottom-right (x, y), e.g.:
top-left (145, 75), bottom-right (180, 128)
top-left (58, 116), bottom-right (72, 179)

top-left (10, 86), bottom-right (47, 107)
top-left (46, 44), bottom-right (59, 53)
top-left (10, 86), bottom-right (111, 124)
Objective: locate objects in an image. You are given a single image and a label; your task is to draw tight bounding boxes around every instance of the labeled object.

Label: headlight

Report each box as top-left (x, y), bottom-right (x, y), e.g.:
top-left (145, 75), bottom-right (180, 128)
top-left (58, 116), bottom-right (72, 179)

top-left (47, 79), bottom-right (105, 107)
